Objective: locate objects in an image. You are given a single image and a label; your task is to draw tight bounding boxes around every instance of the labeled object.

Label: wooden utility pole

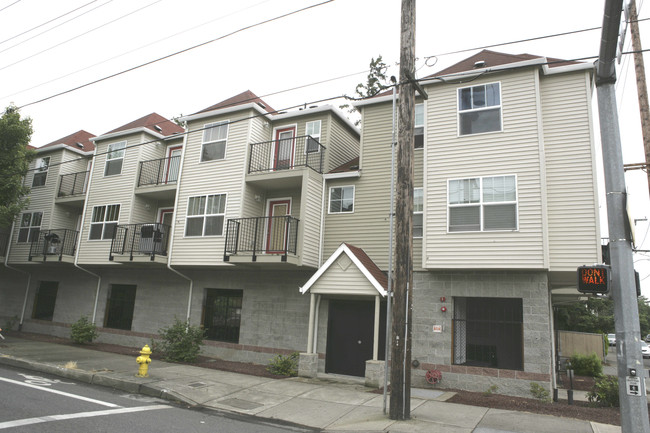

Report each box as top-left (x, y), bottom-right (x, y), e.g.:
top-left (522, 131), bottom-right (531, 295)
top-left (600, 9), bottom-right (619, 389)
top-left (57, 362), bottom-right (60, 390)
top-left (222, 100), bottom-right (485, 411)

top-left (629, 0), bottom-right (650, 196)
top-left (389, 0), bottom-right (415, 421)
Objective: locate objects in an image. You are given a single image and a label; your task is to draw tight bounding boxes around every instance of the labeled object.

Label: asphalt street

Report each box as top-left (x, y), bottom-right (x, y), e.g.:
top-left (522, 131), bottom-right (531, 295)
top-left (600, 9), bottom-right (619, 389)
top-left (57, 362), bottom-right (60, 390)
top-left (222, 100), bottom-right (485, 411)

top-left (0, 364), bottom-right (315, 433)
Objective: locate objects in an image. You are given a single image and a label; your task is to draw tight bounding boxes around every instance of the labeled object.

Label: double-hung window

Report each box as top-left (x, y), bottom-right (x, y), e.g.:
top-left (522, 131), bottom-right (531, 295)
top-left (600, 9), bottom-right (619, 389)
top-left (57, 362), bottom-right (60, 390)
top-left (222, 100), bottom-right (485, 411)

top-left (201, 122), bottom-right (228, 162)
top-left (414, 104), bottom-right (424, 149)
top-left (18, 211), bottom-right (42, 243)
top-left (413, 188), bottom-right (423, 238)
top-left (305, 120), bottom-right (322, 153)
top-left (458, 83), bottom-right (502, 135)
top-left (89, 204), bottom-right (120, 240)
top-left (32, 157), bottom-right (50, 187)
top-left (448, 175), bottom-right (517, 232)
top-left (105, 141), bottom-right (126, 176)
top-left (185, 194), bottom-right (226, 236)
top-left (329, 186), bottom-right (354, 213)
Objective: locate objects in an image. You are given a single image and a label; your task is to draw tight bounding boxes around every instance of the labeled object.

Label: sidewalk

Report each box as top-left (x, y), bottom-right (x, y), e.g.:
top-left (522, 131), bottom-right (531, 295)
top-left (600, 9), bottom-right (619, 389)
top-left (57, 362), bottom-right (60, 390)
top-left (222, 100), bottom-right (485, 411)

top-left (0, 335), bottom-right (620, 433)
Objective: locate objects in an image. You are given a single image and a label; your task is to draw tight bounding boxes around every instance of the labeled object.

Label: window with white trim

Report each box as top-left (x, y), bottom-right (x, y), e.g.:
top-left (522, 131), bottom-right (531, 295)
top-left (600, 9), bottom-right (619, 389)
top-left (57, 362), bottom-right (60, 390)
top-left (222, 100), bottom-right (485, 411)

top-left (18, 211), bottom-right (42, 243)
top-left (414, 188), bottom-right (423, 238)
top-left (32, 157), bottom-right (50, 187)
top-left (104, 141), bottom-right (126, 176)
top-left (89, 204), bottom-right (120, 240)
top-left (414, 104), bottom-right (424, 149)
top-left (201, 122), bottom-right (228, 162)
top-left (185, 194), bottom-right (226, 236)
top-left (458, 83), bottom-right (501, 135)
top-left (329, 186), bottom-right (354, 213)
top-left (448, 175), bottom-right (517, 232)
top-left (305, 120), bottom-right (321, 153)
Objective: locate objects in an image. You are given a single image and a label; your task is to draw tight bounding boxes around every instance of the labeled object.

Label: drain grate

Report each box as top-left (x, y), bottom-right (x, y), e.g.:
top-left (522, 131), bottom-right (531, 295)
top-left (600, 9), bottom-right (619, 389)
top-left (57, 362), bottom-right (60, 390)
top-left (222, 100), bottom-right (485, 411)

top-left (219, 398), bottom-right (263, 410)
top-left (187, 381), bottom-right (207, 388)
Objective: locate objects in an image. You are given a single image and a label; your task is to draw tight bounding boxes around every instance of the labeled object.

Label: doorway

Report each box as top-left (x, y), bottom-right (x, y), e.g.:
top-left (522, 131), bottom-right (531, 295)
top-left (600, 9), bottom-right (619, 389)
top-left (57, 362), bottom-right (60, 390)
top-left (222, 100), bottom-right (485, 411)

top-left (266, 199), bottom-right (290, 253)
top-left (273, 127), bottom-right (295, 170)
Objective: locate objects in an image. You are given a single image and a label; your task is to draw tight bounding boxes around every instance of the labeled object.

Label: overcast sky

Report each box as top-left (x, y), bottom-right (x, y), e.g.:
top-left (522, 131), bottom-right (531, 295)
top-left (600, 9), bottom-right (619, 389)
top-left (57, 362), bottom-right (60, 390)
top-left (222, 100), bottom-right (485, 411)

top-left (2, 0), bottom-right (650, 297)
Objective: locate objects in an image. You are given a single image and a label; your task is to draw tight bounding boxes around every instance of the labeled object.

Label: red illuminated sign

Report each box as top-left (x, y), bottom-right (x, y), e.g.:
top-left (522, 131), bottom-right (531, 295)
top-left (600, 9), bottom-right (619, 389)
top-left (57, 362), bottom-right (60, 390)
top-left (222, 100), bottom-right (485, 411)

top-left (577, 265), bottom-right (610, 294)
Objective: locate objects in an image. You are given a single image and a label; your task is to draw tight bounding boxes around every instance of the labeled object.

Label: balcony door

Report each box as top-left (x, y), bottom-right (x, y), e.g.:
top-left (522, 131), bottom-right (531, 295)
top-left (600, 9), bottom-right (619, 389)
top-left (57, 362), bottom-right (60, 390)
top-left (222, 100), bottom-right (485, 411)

top-left (165, 146), bottom-right (182, 183)
top-left (266, 199), bottom-right (291, 254)
top-left (273, 127), bottom-right (295, 170)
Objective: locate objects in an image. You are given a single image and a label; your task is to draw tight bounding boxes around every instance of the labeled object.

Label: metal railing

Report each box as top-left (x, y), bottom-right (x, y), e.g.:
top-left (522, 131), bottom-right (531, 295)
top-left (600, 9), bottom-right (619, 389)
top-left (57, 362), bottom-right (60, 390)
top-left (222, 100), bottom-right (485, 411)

top-left (0, 231), bottom-right (9, 257)
top-left (110, 223), bottom-right (170, 261)
top-left (224, 216), bottom-right (299, 261)
top-left (248, 135), bottom-right (325, 174)
top-left (58, 171), bottom-right (89, 197)
top-left (28, 229), bottom-right (78, 262)
top-left (138, 155), bottom-right (181, 187)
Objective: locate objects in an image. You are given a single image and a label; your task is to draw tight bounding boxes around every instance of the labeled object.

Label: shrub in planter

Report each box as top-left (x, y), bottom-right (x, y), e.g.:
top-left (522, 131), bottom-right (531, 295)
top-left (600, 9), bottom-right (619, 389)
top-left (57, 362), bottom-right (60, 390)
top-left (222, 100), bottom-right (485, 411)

top-left (568, 353), bottom-right (602, 377)
top-left (70, 316), bottom-right (98, 344)
top-left (266, 352), bottom-right (299, 377)
top-left (157, 318), bottom-right (204, 362)
top-left (587, 375), bottom-right (619, 407)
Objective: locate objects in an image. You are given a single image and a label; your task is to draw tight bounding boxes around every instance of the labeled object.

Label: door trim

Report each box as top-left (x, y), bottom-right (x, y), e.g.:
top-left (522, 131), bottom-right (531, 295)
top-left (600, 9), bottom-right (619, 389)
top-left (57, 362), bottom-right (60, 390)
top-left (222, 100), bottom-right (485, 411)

top-left (272, 125), bottom-right (297, 170)
top-left (265, 198), bottom-right (291, 254)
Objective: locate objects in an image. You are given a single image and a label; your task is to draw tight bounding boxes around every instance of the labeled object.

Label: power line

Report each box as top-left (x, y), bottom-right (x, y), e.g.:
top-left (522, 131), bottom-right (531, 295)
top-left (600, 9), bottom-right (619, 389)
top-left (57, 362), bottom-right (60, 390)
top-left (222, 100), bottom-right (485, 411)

top-left (0, 0), bottom-right (20, 13)
top-left (17, 0), bottom-right (336, 109)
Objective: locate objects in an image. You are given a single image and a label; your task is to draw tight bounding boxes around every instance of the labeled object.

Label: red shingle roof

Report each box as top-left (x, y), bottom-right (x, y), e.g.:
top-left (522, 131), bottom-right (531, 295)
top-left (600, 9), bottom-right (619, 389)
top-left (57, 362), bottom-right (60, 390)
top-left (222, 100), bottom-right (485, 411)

top-left (195, 90), bottom-right (275, 115)
top-left (328, 157), bottom-right (359, 174)
top-left (104, 113), bottom-right (184, 137)
top-left (40, 130), bottom-right (96, 152)
top-left (344, 243), bottom-right (388, 290)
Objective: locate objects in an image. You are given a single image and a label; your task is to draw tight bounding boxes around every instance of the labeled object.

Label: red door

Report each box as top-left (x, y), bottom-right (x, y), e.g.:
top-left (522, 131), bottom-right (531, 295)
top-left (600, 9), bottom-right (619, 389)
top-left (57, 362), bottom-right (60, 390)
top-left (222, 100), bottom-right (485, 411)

top-left (266, 199), bottom-right (290, 253)
top-left (274, 127), bottom-right (295, 170)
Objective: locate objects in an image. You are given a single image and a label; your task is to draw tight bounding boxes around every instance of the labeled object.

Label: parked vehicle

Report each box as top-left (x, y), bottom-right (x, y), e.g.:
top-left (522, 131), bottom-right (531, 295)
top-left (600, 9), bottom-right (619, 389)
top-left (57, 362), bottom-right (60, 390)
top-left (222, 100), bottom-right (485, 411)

top-left (645, 334), bottom-right (650, 343)
top-left (642, 341), bottom-right (650, 359)
top-left (607, 334), bottom-right (616, 346)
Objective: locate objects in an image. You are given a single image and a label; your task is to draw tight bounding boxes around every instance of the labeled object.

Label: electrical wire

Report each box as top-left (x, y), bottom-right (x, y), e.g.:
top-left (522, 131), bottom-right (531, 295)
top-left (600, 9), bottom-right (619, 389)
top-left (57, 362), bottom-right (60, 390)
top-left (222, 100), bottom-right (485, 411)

top-left (0, 0), bottom-right (20, 13)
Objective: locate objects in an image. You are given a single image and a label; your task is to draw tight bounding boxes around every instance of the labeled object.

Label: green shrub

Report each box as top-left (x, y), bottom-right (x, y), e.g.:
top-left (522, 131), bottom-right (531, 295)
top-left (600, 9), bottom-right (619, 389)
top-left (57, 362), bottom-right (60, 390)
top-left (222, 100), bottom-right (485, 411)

top-left (568, 353), bottom-right (603, 377)
top-left (70, 316), bottom-right (98, 344)
top-left (483, 384), bottom-right (498, 396)
top-left (266, 352), bottom-right (299, 377)
top-left (157, 318), bottom-right (204, 362)
top-left (530, 382), bottom-right (551, 403)
top-left (587, 375), bottom-right (619, 407)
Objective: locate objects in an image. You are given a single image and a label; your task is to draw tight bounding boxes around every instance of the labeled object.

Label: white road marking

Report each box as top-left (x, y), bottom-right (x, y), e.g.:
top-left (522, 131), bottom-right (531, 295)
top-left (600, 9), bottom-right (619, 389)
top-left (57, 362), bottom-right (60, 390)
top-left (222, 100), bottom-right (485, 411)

top-left (0, 405), bottom-right (171, 430)
top-left (0, 377), bottom-right (120, 408)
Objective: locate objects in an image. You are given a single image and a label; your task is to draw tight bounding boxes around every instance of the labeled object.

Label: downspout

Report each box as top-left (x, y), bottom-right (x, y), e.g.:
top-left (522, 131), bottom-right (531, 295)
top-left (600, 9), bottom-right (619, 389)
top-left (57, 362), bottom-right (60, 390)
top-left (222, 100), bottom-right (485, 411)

top-left (165, 127), bottom-right (194, 323)
top-left (4, 221), bottom-right (31, 330)
top-left (311, 294), bottom-right (321, 353)
top-left (318, 176), bottom-right (326, 266)
top-left (73, 148), bottom-right (102, 324)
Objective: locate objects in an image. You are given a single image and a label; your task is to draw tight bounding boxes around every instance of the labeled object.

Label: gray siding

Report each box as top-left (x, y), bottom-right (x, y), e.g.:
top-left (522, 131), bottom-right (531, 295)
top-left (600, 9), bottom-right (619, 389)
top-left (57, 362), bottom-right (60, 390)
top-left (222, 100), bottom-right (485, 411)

top-left (325, 114), bottom-right (360, 172)
top-left (300, 170), bottom-right (323, 267)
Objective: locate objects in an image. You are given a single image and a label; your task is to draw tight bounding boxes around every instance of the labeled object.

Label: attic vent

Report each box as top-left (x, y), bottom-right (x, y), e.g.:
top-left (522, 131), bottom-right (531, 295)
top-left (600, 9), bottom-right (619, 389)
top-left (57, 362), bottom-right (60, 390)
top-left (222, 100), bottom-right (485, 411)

top-left (350, 165), bottom-right (359, 170)
top-left (473, 60), bottom-right (486, 69)
top-left (75, 142), bottom-right (84, 148)
top-left (309, 105), bottom-right (318, 109)
top-left (257, 102), bottom-right (266, 109)
top-left (154, 125), bottom-right (163, 133)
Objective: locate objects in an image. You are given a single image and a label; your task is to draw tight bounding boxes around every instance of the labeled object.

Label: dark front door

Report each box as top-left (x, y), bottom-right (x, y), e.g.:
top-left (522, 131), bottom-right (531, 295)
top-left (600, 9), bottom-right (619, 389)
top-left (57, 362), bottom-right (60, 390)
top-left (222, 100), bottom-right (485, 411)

top-left (326, 300), bottom-right (380, 377)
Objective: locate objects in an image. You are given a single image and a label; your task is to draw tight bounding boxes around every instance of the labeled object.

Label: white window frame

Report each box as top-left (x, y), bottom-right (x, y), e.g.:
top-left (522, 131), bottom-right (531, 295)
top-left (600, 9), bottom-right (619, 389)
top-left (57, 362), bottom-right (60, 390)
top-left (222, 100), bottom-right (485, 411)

top-left (457, 82), bottom-right (502, 136)
top-left (447, 175), bottom-right (518, 233)
top-left (104, 141), bottom-right (126, 176)
top-left (305, 120), bottom-right (322, 153)
top-left (88, 204), bottom-right (121, 240)
top-left (17, 211), bottom-right (42, 243)
top-left (200, 121), bottom-right (229, 162)
top-left (328, 185), bottom-right (355, 214)
top-left (414, 103), bottom-right (424, 149)
top-left (184, 193), bottom-right (227, 237)
top-left (32, 156), bottom-right (50, 187)
top-left (414, 187), bottom-right (423, 238)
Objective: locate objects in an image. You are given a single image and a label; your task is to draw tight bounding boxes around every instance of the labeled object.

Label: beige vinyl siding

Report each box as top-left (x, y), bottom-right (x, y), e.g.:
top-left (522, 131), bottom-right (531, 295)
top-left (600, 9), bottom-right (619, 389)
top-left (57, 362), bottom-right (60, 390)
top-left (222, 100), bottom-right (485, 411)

top-left (171, 110), bottom-right (252, 266)
top-left (541, 71), bottom-right (600, 270)
top-left (309, 254), bottom-right (379, 296)
top-left (425, 69), bottom-right (546, 269)
top-left (300, 170), bottom-right (323, 268)
top-left (326, 115), bottom-right (360, 172)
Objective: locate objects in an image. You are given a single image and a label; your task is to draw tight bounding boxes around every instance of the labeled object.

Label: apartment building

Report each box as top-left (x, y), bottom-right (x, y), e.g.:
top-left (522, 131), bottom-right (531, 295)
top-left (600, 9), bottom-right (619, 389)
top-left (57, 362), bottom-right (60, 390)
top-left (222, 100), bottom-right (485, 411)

top-left (0, 50), bottom-right (601, 397)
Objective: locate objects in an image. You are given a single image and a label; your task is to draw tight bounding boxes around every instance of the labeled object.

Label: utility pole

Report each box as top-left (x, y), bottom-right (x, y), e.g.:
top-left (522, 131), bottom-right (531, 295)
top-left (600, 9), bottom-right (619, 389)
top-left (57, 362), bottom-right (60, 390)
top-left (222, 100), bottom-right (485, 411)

top-left (628, 0), bottom-right (650, 196)
top-left (596, 1), bottom-right (650, 432)
top-left (389, 0), bottom-right (415, 421)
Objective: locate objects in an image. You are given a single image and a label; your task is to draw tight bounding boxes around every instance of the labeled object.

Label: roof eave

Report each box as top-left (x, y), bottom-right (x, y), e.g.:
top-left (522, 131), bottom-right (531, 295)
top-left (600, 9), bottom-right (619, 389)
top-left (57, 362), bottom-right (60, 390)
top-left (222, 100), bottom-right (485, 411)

top-left (180, 103), bottom-right (268, 122)
top-left (92, 127), bottom-right (165, 142)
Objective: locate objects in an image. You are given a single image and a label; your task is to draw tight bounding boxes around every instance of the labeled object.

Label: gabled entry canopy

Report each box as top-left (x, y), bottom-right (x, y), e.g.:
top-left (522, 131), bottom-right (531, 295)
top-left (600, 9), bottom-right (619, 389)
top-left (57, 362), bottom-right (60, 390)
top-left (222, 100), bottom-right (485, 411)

top-left (300, 243), bottom-right (387, 296)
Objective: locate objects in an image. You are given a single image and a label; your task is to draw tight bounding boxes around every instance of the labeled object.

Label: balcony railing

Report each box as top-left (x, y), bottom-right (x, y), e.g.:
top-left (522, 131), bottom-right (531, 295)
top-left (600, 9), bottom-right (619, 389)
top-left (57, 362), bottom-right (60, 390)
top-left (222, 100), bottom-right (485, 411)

top-left (224, 216), bottom-right (299, 261)
top-left (248, 135), bottom-right (325, 174)
top-left (58, 171), bottom-right (89, 197)
top-left (0, 231), bottom-right (9, 257)
top-left (28, 229), bottom-right (78, 262)
top-left (110, 223), bottom-right (170, 261)
top-left (138, 156), bottom-right (181, 187)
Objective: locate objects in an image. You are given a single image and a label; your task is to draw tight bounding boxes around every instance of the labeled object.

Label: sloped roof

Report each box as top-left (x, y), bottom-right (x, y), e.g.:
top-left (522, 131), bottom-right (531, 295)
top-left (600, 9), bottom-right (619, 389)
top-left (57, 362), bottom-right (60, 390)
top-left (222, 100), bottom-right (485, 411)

top-left (40, 130), bottom-right (96, 152)
top-left (328, 157), bottom-right (359, 174)
top-left (299, 243), bottom-right (387, 295)
top-left (195, 90), bottom-right (275, 115)
top-left (104, 113), bottom-right (184, 137)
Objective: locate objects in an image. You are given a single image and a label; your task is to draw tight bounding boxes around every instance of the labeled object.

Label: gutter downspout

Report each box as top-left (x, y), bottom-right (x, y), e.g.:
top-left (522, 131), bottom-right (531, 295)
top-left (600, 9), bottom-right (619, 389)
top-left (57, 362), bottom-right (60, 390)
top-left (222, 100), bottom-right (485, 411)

top-left (4, 221), bottom-right (31, 330)
top-left (165, 127), bottom-right (194, 323)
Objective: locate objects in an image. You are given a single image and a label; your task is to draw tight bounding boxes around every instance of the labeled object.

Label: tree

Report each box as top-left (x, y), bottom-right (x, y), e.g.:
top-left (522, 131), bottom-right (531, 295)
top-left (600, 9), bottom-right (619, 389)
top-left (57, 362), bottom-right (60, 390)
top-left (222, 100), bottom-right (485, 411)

top-left (341, 55), bottom-right (391, 126)
top-left (0, 106), bottom-right (34, 228)
top-left (554, 296), bottom-right (650, 335)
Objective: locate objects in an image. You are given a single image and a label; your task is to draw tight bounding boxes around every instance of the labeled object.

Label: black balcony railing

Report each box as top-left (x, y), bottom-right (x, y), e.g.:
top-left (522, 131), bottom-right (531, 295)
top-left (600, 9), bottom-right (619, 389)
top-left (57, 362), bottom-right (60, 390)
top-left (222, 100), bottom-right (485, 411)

top-left (58, 171), bottom-right (89, 197)
top-left (249, 135), bottom-right (325, 174)
top-left (28, 229), bottom-right (78, 262)
top-left (110, 223), bottom-right (170, 261)
top-left (224, 216), bottom-right (299, 261)
top-left (138, 156), bottom-right (181, 187)
top-left (0, 231), bottom-right (9, 257)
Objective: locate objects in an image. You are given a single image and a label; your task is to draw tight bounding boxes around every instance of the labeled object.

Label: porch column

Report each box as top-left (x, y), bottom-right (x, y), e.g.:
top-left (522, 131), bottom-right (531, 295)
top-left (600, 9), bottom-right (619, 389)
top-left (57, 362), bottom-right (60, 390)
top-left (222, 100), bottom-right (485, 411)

top-left (307, 292), bottom-right (316, 353)
top-left (373, 294), bottom-right (380, 360)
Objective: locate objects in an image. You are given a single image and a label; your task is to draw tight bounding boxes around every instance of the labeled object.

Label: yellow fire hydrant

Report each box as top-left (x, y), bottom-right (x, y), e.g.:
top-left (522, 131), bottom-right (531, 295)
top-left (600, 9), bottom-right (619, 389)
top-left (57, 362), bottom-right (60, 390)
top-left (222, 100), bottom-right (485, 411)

top-left (136, 344), bottom-right (152, 377)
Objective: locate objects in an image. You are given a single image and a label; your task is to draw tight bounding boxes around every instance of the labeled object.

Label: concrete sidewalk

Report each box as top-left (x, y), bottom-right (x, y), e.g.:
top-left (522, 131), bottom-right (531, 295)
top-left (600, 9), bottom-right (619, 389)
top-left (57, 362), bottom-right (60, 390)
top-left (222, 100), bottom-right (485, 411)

top-left (0, 335), bottom-right (620, 433)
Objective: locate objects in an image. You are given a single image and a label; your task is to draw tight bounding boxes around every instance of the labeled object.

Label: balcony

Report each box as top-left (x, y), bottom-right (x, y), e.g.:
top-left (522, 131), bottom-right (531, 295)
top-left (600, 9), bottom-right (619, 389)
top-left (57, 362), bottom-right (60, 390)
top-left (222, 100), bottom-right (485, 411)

top-left (224, 216), bottom-right (299, 265)
top-left (28, 229), bottom-right (78, 263)
top-left (249, 136), bottom-right (325, 175)
top-left (135, 156), bottom-right (180, 200)
top-left (56, 171), bottom-right (89, 208)
top-left (110, 223), bottom-right (170, 263)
